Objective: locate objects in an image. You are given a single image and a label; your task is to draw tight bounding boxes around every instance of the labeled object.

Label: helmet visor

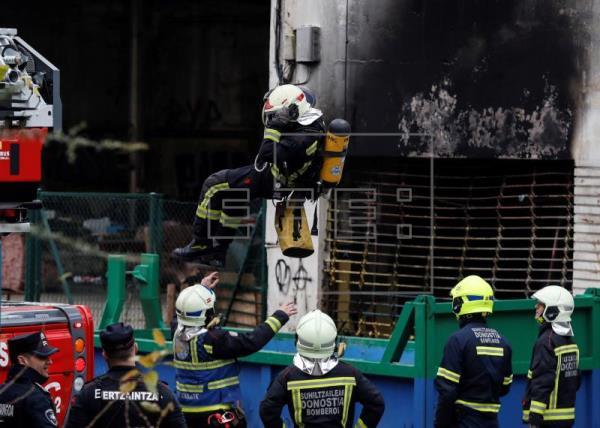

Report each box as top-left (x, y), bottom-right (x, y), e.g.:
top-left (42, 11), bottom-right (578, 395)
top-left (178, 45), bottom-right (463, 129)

top-left (452, 295), bottom-right (494, 315)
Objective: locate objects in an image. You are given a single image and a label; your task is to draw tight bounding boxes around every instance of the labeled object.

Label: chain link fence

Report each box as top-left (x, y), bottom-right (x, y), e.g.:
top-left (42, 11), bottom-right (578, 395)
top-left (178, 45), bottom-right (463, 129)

top-left (2, 192), bottom-right (266, 329)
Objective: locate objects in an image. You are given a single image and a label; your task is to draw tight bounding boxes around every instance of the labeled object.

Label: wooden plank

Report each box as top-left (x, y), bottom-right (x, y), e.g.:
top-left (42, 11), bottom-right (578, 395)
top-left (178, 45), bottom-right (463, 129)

top-left (574, 186), bottom-right (600, 197)
top-left (575, 177), bottom-right (600, 186)
top-left (574, 223), bottom-right (600, 234)
top-left (574, 241), bottom-right (600, 253)
top-left (574, 261), bottom-right (600, 272)
top-left (575, 196), bottom-right (600, 206)
top-left (572, 282), bottom-right (596, 295)
top-left (575, 166), bottom-right (600, 176)
top-left (575, 205), bottom-right (600, 215)
top-left (572, 270), bottom-right (600, 281)
top-left (217, 288), bottom-right (259, 327)
top-left (336, 260), bottom-right (352, 331)
top-left (573, 251), bottom-right (600, 262)
top-left (574, 214), bottom-right (600, 222)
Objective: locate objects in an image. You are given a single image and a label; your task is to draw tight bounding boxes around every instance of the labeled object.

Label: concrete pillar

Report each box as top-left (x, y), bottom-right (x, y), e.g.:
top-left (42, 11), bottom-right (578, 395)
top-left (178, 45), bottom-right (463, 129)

top-left (265, 0), bottom-right (347, 325)
top-left (266, 199), bottom-right (328, 331)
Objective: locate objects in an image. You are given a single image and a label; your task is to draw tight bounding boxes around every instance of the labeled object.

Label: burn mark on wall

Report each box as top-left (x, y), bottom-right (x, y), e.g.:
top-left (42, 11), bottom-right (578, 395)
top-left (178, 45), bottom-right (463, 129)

top-left (347, 0), bottom-right (588, 158)
top-left (398, 78), bottom-right (572, 158)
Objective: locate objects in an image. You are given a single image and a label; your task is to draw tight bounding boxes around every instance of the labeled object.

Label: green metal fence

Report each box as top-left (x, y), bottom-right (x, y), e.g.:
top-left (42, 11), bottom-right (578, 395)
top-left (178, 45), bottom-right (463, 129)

top-left (21, 191), bottom-right (267, 329)
top-left (122, 287), bottom-right (600, 379)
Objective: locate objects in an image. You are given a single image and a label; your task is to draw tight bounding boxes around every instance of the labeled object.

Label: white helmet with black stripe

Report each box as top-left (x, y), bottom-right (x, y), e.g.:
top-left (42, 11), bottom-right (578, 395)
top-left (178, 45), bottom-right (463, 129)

top-left (532, 285), bottom-right (574, 323)
top-left (176, 285), bottom-right (216, 327)
top-left (262, 84), bottom-right (311, 125)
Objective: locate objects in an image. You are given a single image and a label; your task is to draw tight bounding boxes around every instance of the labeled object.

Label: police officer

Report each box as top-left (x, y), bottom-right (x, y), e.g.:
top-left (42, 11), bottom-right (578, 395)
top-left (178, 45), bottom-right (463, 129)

top-left (0, 332), bottom-right (59, 426)
top-left (522, 286), bottom-right (580, 428)
top-left (172, 84), bottom-right (326, 267)
top-left (173, 281), bottom-right (297, 427)
top-left (65, 322), bottom-right (186, 427)
top-left (260, 310), bottom-right (385, 427)
top-left (434, 275), bottom-right (513, 428)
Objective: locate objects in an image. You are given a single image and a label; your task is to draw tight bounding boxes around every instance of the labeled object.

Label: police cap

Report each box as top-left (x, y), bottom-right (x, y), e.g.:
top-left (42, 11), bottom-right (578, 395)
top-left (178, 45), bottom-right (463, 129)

top-left (8, 332), bottom-right (59, 360)
top-left (100, 322), bottom-right (135, 352)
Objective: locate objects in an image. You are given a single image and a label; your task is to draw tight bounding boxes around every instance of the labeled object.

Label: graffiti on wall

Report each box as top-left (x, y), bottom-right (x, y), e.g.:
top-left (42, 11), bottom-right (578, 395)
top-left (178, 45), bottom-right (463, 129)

top-left (274, 258), bottom-right (312, 313)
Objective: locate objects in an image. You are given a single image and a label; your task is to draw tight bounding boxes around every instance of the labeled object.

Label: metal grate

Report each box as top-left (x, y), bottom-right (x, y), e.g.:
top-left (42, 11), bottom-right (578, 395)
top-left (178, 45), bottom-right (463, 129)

top-left (323, 159), bottom-right (573, 338)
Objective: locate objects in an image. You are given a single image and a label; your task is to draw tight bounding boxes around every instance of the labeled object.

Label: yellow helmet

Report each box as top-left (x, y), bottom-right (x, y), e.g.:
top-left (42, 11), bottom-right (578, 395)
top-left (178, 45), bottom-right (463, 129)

top-left (450, 275), bottom-right (494, 318)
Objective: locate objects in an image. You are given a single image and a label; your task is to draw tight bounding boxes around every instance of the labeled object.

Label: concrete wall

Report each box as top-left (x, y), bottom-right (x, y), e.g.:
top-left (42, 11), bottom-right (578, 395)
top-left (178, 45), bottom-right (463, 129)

top-left (265, 199), bottom-right (328, 331)
top-left (570, 2), bottom-right (600, 294)
top-left (268, 0), bottom-right (600, 296)
top-left (270, 0), bottom-right (589, 159)
top-left (265, 0), bottom-right (348, 323)
top-left (267, 0), bottom-right (347, 119)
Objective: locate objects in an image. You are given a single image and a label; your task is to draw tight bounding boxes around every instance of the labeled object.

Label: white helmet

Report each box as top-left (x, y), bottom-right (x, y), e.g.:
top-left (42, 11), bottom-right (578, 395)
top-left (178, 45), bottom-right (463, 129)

top-left (295, 310), bottom-right (337, 359)
top-left (532, 285), bottom-right (574, 323)
top-left (175, 285), bottom-right (216, 327)
top-left (262, 84), bottom-right (311, 125)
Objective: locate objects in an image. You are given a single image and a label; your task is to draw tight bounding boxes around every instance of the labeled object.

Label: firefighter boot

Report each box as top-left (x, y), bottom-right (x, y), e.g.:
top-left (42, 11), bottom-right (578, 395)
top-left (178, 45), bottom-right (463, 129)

top-left (171, 239), bottom-right (228, 267)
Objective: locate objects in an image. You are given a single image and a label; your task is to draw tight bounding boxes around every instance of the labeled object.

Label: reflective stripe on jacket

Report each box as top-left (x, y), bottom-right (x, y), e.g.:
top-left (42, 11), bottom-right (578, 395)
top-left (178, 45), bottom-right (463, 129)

top-left (174, 331), bottom-right (241, 412)
top-left (259, 119), bottom-right (325, 188)
top-left (173, 311), bottom-right (288, 413)
top-left (260, 361), bottom-right (385, 428)
top-left (522, 322), bottom-right (580, 427)
top-left (434, 316), bottom-right (513, 427)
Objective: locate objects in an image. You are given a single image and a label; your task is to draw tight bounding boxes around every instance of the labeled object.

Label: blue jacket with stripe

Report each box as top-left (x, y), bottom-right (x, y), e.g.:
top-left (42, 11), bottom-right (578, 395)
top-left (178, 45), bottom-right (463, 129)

top-left (173, 310), bottom-right (289, 413)
top-left (434, 316), bottom-right (513, 427)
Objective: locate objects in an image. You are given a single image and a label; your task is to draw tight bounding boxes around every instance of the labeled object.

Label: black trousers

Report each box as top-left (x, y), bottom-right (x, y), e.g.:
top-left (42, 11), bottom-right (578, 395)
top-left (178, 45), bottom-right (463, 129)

top-left (455, 407), bottom-right (499, 428)
top-left (192, 165), bottom-right (274, 246)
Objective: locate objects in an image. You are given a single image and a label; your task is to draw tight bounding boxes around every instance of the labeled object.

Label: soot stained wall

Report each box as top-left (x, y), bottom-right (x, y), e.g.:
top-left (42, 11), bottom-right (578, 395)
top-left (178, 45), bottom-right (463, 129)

top-left (346, 0), bottom-right (588, 158)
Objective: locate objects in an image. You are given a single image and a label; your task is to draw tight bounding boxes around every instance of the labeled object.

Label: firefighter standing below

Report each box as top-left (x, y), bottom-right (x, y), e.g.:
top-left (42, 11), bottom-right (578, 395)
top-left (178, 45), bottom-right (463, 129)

top-left (522, 286), bottom-right (580, 428)
top-left (65, 322), bottom-right (187, 428)
top-left (172, 84), bottom-right (325, 267)
top-left (0, 332), bottom-right (59, 427)
top-left (173, 280), bottom-right (297, 427)
top-left (434, 275), bottom-right (513, 428)
top-left (259, 310), bottom-right (385, 428)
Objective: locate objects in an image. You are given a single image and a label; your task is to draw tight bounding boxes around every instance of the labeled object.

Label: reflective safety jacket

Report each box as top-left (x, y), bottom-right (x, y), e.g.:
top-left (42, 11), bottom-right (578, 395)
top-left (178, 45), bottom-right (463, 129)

top-left (259, 360), bottom-right (385, 428)
top-left (434, 317), bottom-right (513, 427)
top-left (173, 310), bottom-right (289, 414)
top-left (522, 322), bottom-right (580, 427)
top-left (259, 119), bottom-right (325, 189)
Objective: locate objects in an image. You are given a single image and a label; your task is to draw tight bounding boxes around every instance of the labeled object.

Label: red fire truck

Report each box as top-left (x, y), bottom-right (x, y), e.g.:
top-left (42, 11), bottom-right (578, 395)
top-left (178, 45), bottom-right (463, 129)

top-left (0, 27), bottom-right (60, 229)
top-left (0, 29), bottom-right (92, 427)
top-left (0, 303), bottom-right (95, 426)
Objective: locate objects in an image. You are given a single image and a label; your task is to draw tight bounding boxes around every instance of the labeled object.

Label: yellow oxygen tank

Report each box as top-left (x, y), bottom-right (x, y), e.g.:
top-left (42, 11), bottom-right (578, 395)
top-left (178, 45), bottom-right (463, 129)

top-left (275, 201), bottom-right (314, 258)
top-left (320, 119), bottom-right (351, 187)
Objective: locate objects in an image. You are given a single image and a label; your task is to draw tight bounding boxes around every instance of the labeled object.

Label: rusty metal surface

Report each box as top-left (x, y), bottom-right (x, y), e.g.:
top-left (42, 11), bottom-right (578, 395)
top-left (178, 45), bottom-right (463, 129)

top-left (323, 159), bottom-right (573, 337)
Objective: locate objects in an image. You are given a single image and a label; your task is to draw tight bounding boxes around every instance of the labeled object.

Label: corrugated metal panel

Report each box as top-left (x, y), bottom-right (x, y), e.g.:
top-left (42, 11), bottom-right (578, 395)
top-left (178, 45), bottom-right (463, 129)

top-left (324, 160), bottom-right (573, 337)
top-left (573, 166), bottom-right (600, 294)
